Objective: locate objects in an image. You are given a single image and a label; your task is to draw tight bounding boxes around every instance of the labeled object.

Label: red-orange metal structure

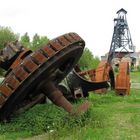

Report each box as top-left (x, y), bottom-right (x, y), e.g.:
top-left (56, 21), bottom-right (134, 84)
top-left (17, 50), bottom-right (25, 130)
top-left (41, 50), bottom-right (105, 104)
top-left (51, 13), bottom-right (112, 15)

top-left (58, 64), bottom-right (115, 100)
top-left (115, 61), bottom-right (130, 95)
top-left (95, 60), bottom-right (115, 93)
top-left (78, 68), bottom-right (96, 81)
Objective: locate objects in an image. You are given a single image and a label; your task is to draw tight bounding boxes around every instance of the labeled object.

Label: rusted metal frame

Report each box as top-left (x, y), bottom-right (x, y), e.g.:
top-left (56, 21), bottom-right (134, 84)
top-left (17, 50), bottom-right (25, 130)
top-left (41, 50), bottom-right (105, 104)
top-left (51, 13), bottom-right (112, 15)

top-left (95, 61), bottom-right (114, 93)
top-left (43, 81), bottom-right (90, 115)
top-left (0, 41), bottom-right (24, 70)
top-left (78, 68), bottom-right (96, 81)
top-left (59, 67), bottom-right (110, 100)
top-left (9, 49), bottom-right (32, 71)
top-left (115, 61), bottom-right (130, 95)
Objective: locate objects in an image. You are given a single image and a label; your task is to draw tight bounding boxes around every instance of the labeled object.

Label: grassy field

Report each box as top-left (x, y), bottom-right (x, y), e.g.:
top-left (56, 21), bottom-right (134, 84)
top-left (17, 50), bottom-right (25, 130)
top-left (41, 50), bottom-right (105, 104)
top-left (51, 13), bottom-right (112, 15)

top-left (130, 71), bottom-right (140, 83)
top-left (0, 72), bottom-right (139, 140)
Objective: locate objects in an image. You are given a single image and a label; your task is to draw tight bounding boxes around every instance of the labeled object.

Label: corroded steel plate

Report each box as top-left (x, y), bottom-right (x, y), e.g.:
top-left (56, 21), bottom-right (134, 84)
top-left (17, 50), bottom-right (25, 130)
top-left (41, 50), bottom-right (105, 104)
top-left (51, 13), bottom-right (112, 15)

top-left (115, 61), bottom-right (130, 95)
top-left (95, 60), bottom-right (115, 93)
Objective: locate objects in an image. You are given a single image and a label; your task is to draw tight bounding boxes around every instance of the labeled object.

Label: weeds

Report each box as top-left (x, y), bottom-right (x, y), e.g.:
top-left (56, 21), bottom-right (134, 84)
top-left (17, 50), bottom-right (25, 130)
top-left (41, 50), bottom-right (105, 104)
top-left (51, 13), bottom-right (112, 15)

top-left (0, 89), bottom-right (139, 140)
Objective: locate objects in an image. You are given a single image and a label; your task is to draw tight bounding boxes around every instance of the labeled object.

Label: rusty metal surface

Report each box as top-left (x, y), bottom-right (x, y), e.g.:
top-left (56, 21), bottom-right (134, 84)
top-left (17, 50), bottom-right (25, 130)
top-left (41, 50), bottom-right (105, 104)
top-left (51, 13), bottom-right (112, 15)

top-left (58, 66), bottom-right (110, 100)
top-left (4, 49), bottom-right (32, 77)
top-left (0, 41), bottom-right (24, 70)
top-left (0, 32), bottom-right (85, 120)
top-left (78, 68), bottom-right (96, 81)
top-left (115, 61), bottom-right (130, 95)
top-left (41, 81), bottom-right (90, 114)
top-left (43, 81), bottom-right (73, 113)
top-left (72, 68), bottom-right (110, 94)
top-left (74, 101), bottom-right (90, 115)
top-left (61, 61), bottom-right (115, 99)
top-left (95, 60), bottom-right (115, 93)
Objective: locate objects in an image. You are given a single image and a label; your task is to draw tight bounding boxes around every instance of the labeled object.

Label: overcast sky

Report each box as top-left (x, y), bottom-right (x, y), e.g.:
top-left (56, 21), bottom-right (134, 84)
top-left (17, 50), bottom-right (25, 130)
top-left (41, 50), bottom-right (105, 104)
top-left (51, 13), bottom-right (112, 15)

top-left (0, 0), bottom-right (140, 57)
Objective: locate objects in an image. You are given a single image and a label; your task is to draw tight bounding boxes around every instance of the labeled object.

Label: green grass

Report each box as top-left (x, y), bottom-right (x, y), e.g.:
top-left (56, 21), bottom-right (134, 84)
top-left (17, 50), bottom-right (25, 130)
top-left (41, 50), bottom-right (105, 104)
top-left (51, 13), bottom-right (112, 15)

top-left (0, 89), bottom-right (140, 140)
top-left (130, 71), bottom-right (140, 83)
top-left (0, 71), bottom-right (139, 139)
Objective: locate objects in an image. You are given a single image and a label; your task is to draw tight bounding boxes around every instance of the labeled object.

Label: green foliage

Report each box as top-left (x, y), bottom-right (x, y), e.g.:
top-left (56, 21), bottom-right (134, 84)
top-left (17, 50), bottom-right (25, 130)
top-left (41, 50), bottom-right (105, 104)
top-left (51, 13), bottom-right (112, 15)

top-left (0, 103), bottom-right (88, 139)
top-left (137, 65), bottom-right (140, 72)
top-left (49, 89), bottom-right (140, 140)
top-left (130, 71), bottom-right (140, 83)
top-left (31, 34), bottom-right (49, 50)
top-left (0, 26), bottom-right (49, 51)
top-left (20, 33), bottom-right (49, 50)
top-left (131, 64), bottom-right (134, 72)
top-left (0, 104), bottom-right (63, 139)
top-left (0, 26), bottom-right (18, 49)
top-left (79, 48), bottom-right (100, 70)
top-left (0, 89), bottom-right (140, 140)
top-left (0, 26), bottom-right (139, 139)
top-left (20, 32), bottom-right (30, 48)
top-left (114, 66), bottom-right (118, 72)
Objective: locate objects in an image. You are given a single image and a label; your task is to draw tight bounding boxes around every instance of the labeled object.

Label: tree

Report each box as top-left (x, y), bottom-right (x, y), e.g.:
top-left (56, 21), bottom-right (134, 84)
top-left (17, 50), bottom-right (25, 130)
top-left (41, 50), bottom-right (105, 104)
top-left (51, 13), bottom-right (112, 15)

top-left (137, 65), bottom-right (140, 72)
top-left (40, 36), bottom-right (49, 46)
top-left (31, 34), bottom-right (49, 50)
top-left (20, 32), bottom-right (30, 48)
top-left (0, 26), bottom-right (18, 49)
top-left (78, 48), bottom-right (100, 70)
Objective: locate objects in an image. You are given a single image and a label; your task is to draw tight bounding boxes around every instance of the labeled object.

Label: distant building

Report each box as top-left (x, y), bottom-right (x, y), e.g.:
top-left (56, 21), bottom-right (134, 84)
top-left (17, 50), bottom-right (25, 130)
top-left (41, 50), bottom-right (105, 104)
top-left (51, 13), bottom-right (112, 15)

top-left (101, 51), bottom-right (140, 68)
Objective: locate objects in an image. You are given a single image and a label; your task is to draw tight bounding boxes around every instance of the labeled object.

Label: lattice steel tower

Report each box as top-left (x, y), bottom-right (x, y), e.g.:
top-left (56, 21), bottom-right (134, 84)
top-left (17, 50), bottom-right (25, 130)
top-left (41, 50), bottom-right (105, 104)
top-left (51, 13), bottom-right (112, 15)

top-left (108, 8), bottom-right (135, 63)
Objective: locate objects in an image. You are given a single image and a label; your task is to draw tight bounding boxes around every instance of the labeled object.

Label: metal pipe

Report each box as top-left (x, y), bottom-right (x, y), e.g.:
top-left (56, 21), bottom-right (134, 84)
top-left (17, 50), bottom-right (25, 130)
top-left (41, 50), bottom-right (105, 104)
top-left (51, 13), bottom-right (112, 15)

top-left (42, 81), bottom-right (90, 114)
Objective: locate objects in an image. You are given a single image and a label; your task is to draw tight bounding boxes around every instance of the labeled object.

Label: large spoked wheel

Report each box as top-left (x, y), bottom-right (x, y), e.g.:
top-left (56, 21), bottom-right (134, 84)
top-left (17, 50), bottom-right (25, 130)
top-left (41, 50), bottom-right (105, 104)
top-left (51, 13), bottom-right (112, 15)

top-left (0, 33), bottom-right (85, 120)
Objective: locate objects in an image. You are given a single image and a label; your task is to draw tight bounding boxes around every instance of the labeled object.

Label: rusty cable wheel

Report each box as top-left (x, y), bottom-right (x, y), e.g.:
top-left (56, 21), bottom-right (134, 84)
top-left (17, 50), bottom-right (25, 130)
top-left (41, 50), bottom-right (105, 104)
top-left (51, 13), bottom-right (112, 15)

top-left (95, 60), bottom-right (115, 93)
top-left (0, 33), bottom-right (85, 121)
top-left (115, 61), bottom-right (130, 96)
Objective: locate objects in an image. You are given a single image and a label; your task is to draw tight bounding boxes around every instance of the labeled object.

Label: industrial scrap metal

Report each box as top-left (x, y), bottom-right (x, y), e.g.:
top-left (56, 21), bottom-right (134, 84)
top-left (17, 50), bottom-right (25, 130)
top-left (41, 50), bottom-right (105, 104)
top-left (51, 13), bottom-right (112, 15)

top-left (58, 59), bottom-right (130, 100)
top-left (115, 61), bottom-right (130, 95)
top-left (58, 62), bottom-right (115, 100)
top-left (0, 33), bottom-right (89, 121)
top-left (0, 31), bottom-right (131, 122)
top-left (94, 60), bottom-right (115, 93)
